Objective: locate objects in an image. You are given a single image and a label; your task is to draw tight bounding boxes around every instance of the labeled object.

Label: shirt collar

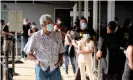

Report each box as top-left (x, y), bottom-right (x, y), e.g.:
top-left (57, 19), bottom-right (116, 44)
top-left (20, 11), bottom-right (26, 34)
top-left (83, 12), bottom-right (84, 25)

top-left (40, 29), bottom-right (54, 36)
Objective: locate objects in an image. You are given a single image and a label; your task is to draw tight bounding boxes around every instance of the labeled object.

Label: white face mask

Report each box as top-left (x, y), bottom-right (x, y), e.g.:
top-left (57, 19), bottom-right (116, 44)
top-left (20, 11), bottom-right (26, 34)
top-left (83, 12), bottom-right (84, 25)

top-left (31, 25), bottom-right (36, 28)
top-left (23, 22), bottom-right (28, 25)
top-left (57, 20), bottom-right (61, 25)
top-left (83, 34), bottom-right (90, 40)
top-left (46, 24), bottom-right (53, 32)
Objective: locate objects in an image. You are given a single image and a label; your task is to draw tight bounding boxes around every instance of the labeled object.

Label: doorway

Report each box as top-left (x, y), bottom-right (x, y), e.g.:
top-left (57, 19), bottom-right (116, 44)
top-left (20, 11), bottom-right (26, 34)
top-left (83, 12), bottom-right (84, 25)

top-left (54, 8), bottom-right (72, 29)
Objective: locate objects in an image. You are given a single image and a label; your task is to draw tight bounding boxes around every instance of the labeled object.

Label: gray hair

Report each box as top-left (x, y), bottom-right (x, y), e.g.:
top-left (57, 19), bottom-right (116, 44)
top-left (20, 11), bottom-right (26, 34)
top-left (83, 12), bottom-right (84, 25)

top-left (39, 14), bottom-right (52, 25)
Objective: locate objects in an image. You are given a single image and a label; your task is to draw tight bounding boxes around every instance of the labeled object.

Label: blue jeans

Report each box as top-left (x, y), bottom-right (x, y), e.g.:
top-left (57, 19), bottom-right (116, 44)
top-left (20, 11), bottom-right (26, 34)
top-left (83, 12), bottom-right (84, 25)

top-left (39, 67), bottom-right (61, 80)
top-left (21, 36), bottom-right (28, 58)
top-left (64, 45), bottom-right (76, 74)
top-left (35, 65), bottom-right (41, 80)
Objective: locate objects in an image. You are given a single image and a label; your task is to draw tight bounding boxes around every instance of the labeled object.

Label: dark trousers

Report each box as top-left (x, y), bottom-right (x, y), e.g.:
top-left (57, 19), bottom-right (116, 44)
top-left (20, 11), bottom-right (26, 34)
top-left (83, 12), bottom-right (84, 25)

top-left (99, 74), bottom-right (122, 80)
top-left (75, 67), bottom-right (81, 80)
top-left (64, 45), bottom-right (76, 74)
top-left (122, 63), bottom-right (133, 80)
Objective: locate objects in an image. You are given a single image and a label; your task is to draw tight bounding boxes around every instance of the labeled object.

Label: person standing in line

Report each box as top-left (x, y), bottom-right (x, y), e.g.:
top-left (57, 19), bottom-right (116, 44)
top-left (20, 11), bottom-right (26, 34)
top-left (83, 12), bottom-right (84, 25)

top-left (78, 33), bottom-right (94, 80)
top-left (24, 14), bottom-right (64, 80)
top-left (21, 18), bottom-right (30, 60)
top-left (122, 22), bottom-right (133, 80)
top-left (73, 18), bottom-right (96, 80)
top-left (28, 22), bottom-right (38, 37)
top-left (96, 21), bottom-right (126, 80)
top-left (64, 29), bottom-right (76, 77)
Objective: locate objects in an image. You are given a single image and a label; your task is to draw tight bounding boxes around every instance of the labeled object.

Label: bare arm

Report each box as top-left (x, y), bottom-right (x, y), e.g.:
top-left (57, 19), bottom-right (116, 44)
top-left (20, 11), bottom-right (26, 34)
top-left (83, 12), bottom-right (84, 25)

top-left (83, 48), bottom-right (94, 54)
top-left (55, 32), bottom-right (65, 66)
top-left (65, 34), bottom-right (72, 45)
top-left (96, 37), bottom-right (104, 60)
top-left (96, 50), bottom-right (103, 60)
top-left (2, 31), bottom-right (12, 36)
top-left (126, 45), bottom-right (133, 70)
top-left (24, 35), bottom-right (36, 60)
top-left (28, 29), bottom-right (33, 36)
top-left (79, 41), bottom-right (94, 54)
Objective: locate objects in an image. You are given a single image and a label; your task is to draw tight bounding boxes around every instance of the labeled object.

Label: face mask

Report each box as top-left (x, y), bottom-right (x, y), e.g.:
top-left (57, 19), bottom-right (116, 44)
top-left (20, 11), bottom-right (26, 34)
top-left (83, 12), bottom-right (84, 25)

top-left (46, 24), bottom-right (53, 32)
top-left (31, 25), bottom-right (36, 28)
top-left (81, 23), bottom-right (87, 30)
top-left (23, 22), bottom-right (28, 25)
top-left (57, 20), bottom-right (61, 25)
top-left (83, 34), bottom-right (90, 39)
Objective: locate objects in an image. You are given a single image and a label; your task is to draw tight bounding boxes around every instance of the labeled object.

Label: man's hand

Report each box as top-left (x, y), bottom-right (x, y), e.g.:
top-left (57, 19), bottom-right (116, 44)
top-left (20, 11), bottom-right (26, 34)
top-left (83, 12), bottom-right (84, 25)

top-left (96, 50), bottom-right (102, 60)
top-left (8, 33), bottom-right (13, 36)
top-left (55, 54), bottom-right (63, 67)
top-left (35, 60), bottom-right (40, 66)
top-left (55, 60), bottom-right (62, 67)
top-left (28, 53), bottom-right (36, 60)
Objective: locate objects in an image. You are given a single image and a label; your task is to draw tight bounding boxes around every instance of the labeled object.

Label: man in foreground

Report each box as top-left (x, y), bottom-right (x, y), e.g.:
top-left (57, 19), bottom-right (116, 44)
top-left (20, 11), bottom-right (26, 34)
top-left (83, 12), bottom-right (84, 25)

top-left (24, 14), bottom-right (64, 80)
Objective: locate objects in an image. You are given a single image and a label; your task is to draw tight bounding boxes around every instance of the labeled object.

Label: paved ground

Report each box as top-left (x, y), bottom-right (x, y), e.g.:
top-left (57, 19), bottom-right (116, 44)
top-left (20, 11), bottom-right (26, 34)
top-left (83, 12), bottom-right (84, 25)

top-left (12, 60), bottom-right (75, 80)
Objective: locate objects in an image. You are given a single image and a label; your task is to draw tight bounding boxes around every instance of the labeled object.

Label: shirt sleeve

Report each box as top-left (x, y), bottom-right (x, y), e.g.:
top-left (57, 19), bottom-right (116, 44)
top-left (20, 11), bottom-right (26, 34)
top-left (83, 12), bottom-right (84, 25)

top-left (23, 35), bottom-right (36, 54)
top-left (98, 37), bottom-right (105, 52)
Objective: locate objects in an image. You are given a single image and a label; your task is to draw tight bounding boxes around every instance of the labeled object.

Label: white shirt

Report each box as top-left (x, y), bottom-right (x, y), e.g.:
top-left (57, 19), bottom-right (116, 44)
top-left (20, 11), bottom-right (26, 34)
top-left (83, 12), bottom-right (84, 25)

top-left (24, 29), bottom-right (64, 72)
top-left (78, 39), bottom-right (94, 63)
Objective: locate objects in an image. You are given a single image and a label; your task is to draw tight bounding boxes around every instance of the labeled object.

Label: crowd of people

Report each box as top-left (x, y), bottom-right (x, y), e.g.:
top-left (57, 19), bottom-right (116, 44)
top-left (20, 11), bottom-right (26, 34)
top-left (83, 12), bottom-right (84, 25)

top-left (0, 14), bottom-right (133, 80)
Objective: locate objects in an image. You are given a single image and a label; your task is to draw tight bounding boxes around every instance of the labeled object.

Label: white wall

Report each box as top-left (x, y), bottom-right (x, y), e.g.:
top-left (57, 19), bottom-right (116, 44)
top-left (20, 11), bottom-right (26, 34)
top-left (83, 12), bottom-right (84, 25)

top-left (1, 3), bottom-right (68, 29)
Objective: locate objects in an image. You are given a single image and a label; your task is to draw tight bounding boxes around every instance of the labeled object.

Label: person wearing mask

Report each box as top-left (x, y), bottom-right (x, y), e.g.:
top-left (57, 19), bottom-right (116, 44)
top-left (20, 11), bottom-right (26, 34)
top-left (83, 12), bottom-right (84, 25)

top-left (28, 22), bottom-right (38, 37)
top-left (73, 18), bottom-right (80, 29)
top-left (56, 18), bottom-right (62, 25)
top-left (53, 24), bottom-right (60, 32)
top-left (24, 14), bottom-right (64, 80)
top-left (73, 18), bottom-right (96, 80)
top-left (122, 22), bottom-right (133, 80)
top-left (79, 18), bottom-right (96, 44)
top-left (64, 29), bottom-right (76, 77)
top-left (21, 18), bottom-right (30, 60)
top-left (78, 33), bottom-right (94, 80)
top-left (56, 17), bottom-right (67, 45)
top-left (96, 21), bottom-right (126, 80)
